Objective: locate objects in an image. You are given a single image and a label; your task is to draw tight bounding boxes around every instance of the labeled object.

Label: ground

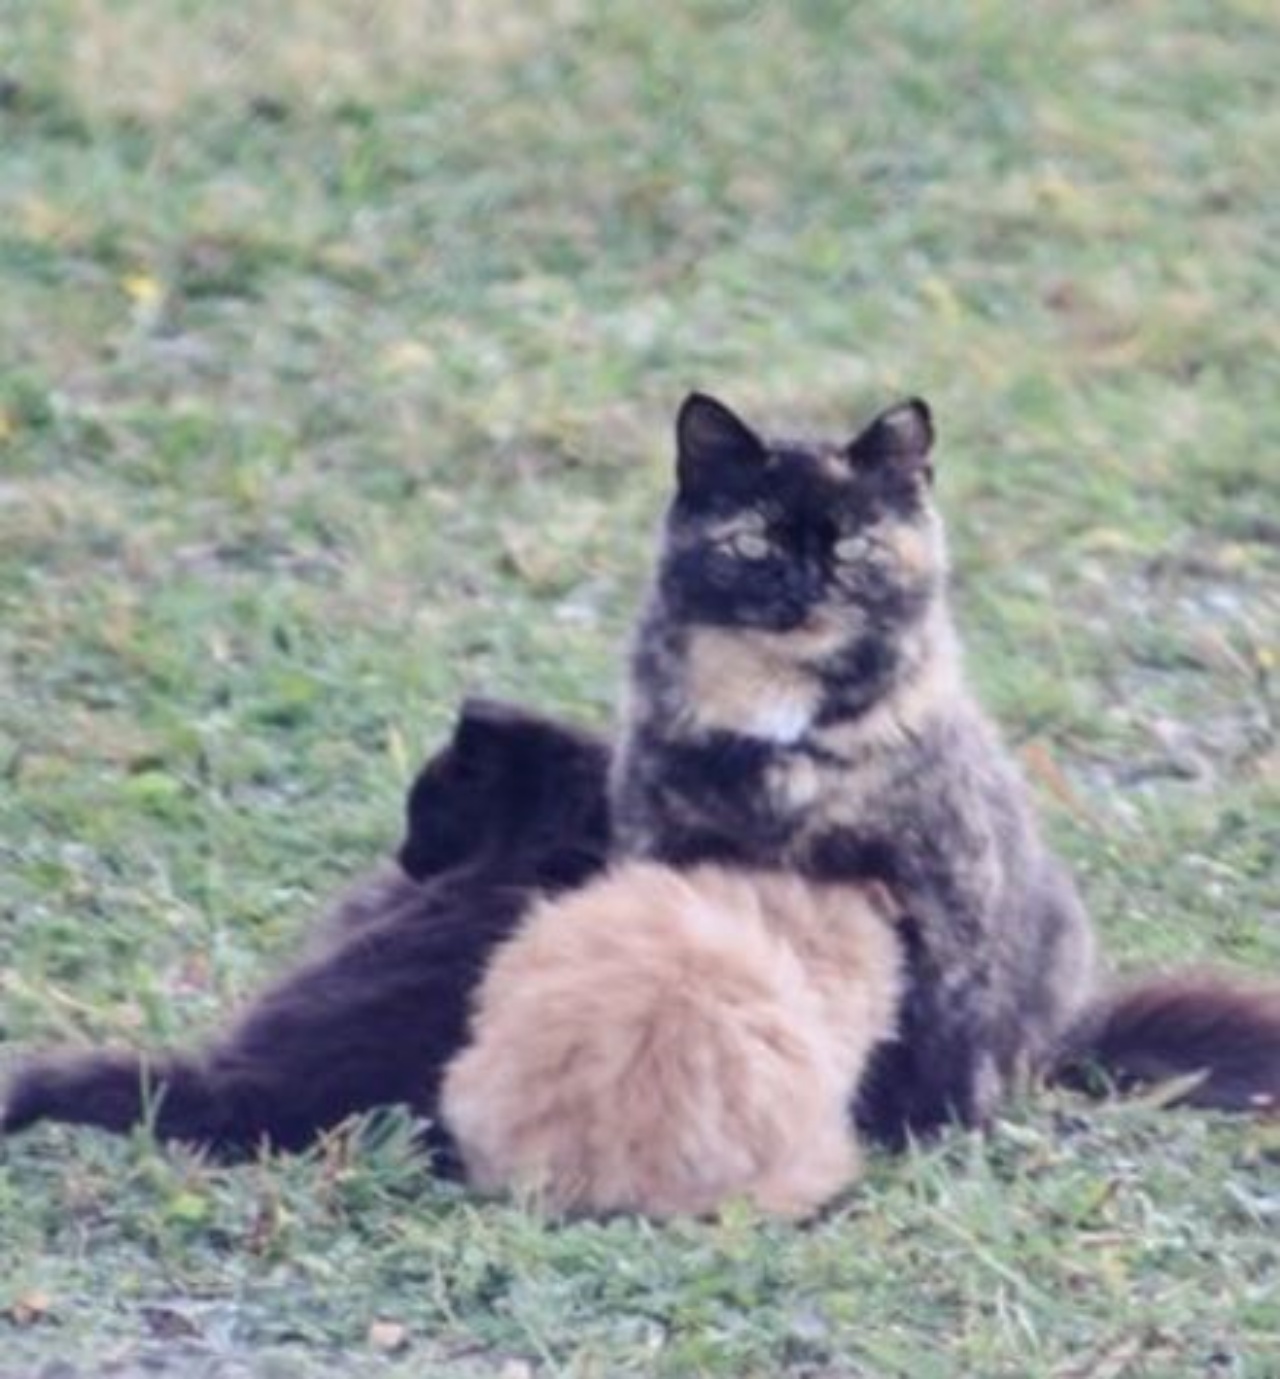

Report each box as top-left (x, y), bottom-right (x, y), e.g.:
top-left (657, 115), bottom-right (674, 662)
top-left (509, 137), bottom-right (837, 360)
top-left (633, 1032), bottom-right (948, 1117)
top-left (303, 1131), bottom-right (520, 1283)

top-left (0, 1), bottom-right (1277, 1375)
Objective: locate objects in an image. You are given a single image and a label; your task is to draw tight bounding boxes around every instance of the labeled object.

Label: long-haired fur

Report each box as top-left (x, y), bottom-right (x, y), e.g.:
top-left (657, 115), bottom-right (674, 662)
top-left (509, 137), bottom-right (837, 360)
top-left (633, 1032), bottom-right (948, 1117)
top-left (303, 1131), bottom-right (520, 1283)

top-left (441, 863), bottom-right (902, 1219)
top-left (1, 700), bottom-right (610, 1160)
top-left (1054, 974), bottom-right (1280, 1114)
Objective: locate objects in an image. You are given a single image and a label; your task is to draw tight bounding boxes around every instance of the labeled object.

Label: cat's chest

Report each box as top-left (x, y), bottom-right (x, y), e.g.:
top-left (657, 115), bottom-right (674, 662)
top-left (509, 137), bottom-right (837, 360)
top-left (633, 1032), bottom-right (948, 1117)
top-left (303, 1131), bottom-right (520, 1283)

top-left (729, 683), bottom-right (816, 745)
top-left (680, 625), bottom-right (835, 746)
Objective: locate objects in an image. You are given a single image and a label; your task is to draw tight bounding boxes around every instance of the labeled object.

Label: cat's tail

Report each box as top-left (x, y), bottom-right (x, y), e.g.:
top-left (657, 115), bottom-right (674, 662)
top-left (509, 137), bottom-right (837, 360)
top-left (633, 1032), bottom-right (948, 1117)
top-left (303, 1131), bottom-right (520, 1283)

top-left (0, 1048), bottom-right (246, 1150)
top-left (1051, 972), bottom-right (1280, 1114)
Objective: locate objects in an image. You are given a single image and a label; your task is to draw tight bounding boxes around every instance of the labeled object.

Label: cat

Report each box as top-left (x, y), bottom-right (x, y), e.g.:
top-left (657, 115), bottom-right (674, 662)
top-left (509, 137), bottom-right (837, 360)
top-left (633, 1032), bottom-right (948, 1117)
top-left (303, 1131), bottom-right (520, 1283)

top-left (437, 394), bottom-right (1273, 1223)
top-left (610, 391), bottom-right (1280, 1141)
top-left (441, 863), bottom-right (902, 1219)
top-left (5, 403), bottom-right (1277, 1175)
top-left (6, 682), bottom-right (1272, 1176)
top-left (0, 700), bottom-right (611, 1161)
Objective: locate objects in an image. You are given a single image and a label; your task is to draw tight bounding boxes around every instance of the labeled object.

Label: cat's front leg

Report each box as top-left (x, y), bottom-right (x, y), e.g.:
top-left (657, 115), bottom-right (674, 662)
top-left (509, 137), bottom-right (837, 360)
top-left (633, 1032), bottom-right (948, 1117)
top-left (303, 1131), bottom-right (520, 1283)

top-left (853, 951), bottom-right (1006, 1145)
top-left (846, 872), bottom-right (1014, 1145)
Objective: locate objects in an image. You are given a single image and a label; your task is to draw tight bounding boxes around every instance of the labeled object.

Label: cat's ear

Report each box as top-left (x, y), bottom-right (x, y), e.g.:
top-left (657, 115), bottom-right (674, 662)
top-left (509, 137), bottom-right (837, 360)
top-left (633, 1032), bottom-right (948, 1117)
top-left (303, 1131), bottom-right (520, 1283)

top-left (396, 702), bottom-right (512, 879)
top-left (398, 747), bottom-right (488, 881)
top-left (452, 698), bottom-right (524, 761)
top-left (675, 392), bottom-right (766, 501)
top-left (845, 399), bottom-right (935, 483)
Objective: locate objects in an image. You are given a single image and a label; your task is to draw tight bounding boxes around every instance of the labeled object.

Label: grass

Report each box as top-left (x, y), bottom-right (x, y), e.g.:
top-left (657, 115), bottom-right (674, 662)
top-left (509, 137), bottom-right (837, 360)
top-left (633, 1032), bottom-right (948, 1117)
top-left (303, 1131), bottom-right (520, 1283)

top-left (1, 0), bottom-right (1278, 1373)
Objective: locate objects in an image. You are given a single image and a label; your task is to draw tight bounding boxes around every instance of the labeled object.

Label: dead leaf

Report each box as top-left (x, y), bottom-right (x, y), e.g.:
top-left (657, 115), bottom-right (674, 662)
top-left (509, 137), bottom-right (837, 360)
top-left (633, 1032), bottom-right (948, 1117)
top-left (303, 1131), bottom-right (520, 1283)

top-left (246, 1188), bottom-right (283, 1255)
top-left (9, 1290), bottom-right (53, 1326)
top-left (498, 525), bottom-right (566, 591)
top-left (141, 1305), bottom-right (201, 1340)
top-left (1019, 739), bottom-right (1091, 820)
top-left (368, 1319), bottom-right (410, 1353)
top-left (1052, 1329), bottom-right (1149, 1379)
top-left (1128, 1068), bottom-right (1212, 1110)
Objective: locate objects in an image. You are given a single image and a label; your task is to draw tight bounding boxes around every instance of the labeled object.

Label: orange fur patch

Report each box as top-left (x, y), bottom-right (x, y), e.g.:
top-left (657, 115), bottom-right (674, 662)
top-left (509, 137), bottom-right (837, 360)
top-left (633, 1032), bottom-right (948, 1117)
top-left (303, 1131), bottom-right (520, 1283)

top-left (881, 513), bottom-right (943, 582)
top-left (681, 625), bottom-right (846, 742)
top-left (440, 863), bottom-right (901, 1220)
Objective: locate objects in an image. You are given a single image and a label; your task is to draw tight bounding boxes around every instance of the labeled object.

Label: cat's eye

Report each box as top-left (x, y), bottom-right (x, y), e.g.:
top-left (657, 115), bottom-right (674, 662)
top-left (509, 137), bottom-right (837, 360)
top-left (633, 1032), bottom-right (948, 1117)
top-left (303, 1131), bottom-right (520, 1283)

top-left (727, 531), bottom-right (772, 561)
top-left (833, 535), bottom-right (871, 564)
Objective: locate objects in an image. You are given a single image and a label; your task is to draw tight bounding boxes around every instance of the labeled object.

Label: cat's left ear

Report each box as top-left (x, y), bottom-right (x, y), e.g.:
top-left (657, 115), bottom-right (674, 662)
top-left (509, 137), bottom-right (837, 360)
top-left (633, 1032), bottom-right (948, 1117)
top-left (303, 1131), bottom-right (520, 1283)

top-left (675, 392), bottom-right (767, 501)
top-left (396, 702), bottom-right (513, 879)
top-left (845, 399), bottom-right (935, 484)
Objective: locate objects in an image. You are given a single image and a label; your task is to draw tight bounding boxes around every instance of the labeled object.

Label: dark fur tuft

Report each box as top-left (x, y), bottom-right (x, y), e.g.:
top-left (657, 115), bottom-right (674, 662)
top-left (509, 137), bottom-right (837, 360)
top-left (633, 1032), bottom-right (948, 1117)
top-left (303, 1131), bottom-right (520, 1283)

top-left (1053, 973), bottom-right (1280, 1113)
top-left (2, 1051), bottom-right (215, 1141)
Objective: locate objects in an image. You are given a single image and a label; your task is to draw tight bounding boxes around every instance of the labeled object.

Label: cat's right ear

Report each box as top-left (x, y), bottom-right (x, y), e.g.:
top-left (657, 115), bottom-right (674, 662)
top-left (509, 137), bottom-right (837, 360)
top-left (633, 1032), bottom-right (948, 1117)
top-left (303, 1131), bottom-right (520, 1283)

top-left (453, 698), bottom-right (522, 762)
top-left (399, 748), bottom-right (487, 881)
top-left (844, 399), bottom-right (935, 483)
top-left (396, 704), bottom-right (511, 879)
top-left (675, 393), bottom-right (766, 502)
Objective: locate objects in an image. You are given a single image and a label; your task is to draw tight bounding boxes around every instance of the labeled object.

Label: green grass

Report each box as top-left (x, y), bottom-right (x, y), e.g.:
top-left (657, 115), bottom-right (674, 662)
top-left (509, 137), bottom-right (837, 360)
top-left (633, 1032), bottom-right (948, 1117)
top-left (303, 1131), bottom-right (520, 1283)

top-left (1, 0), bottom-right (1278, 1374)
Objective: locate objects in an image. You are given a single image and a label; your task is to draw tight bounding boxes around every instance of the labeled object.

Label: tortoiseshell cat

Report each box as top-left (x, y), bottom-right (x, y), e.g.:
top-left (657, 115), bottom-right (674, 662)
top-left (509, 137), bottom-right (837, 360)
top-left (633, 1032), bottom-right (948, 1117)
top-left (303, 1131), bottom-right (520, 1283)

top-left (438, 394), bottom-right (1276, 1220)
top-left (610, 393), bottom-right (1278, 1141)
top-left (1, 701), bottom-right (610, 1160)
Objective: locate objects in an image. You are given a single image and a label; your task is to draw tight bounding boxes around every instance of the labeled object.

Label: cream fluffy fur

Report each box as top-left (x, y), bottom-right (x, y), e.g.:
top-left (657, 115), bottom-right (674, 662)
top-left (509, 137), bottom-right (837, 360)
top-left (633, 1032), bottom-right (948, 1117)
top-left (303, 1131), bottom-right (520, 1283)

top-left (440, 862), bottom-right (902, 1220)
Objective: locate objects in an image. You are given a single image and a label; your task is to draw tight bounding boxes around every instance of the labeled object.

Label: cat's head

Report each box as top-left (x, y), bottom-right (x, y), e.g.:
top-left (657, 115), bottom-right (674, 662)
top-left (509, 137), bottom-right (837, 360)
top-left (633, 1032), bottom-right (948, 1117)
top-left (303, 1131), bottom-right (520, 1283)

top-left (658, 393), bottom-right (944, 637)
top-left (397, 698), bottom-right (610, 888)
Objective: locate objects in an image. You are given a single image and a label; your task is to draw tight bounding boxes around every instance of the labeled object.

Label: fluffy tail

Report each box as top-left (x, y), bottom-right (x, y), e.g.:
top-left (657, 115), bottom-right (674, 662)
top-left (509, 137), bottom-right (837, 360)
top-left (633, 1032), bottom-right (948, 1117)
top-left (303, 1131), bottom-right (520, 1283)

top-left (1052, 973), bottom-right (1280, 1114)
top-left (1, 885), bottom-right (533, 1161)
top-left (0, 1049), bottom-right (245, 1149)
